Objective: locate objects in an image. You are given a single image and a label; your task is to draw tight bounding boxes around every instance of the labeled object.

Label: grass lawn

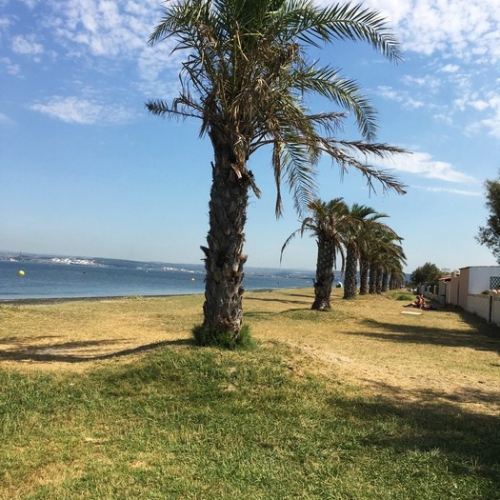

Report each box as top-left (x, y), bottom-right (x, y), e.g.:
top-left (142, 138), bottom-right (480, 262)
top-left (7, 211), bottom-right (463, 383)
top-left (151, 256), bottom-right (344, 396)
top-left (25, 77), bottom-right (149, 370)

top-left (0, 288), bottom-right (499, 499)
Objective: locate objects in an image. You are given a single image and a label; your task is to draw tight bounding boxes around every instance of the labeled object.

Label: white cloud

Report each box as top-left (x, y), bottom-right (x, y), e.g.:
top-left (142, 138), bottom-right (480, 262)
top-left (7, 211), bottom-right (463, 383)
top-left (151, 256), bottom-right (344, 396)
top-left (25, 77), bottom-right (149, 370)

top-left (357, 0), bottom-right (500, 63)
top-left (419, 186), bottom-right (482, 196)
top-left (376, 85), bottom-right (425, 109)
top-left (441, 64), bottom-right (459, 73)
top-left (12, 34), bottom-right (43, 55)
top-left (47, 0), bottom-right (161, 58)
top-left (43, 0), bottom-right (178, 95)
top-left (454, 90), bottom-right (500, 138)
top-left (475, 95), bottom-right (500, 138)
top-left (19, 0), bottom-right (40, 8)
top-left (0, 56), bottom-right (20, 75)
top-left (0, 112), bottom-right (14, 125)
top-left (0, 16), bottom-right (12, 31)
top-left (377, 151), bottom-right (476, 184)
top-left (470, 100), bottom-right (489, 111)
top-left (137, 42), bottom-right (184, 97)
top-left (401, 74), bottom-right (441, 91)
top-left (432, 113), bottom-right (453, 127)
top-left (30, 96), bottom-right (132, 124)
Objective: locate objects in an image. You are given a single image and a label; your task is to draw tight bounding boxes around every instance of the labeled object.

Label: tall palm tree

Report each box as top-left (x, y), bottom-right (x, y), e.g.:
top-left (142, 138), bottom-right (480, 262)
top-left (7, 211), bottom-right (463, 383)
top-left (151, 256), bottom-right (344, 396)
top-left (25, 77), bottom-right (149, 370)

top-left (363, 228), bottom-right (405, 294)
top-left (341, 204), bottom-right (391, 299)
top-left (147, 0), bottom-right (406, 345)
top-left (388, 261), bottom-right (406, 289)
top-left (281, 198), bottom-right (348, 310)
top-left (381, 242), bottom-right (406, 291)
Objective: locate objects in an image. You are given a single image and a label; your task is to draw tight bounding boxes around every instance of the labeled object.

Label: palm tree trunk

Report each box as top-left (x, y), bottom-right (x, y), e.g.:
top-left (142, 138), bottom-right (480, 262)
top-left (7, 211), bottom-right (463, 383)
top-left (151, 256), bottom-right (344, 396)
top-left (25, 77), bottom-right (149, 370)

top-left (381, 271), bottom-right (389, 292)
top-left (312, 235), bottom-right (335, 310)
top-left (200, 144), bottom-right (250, 344)
top-left (343, 243), bottom-right (357, 299)
top-left (376, 266), bottom-right (383, 294)
top-left (359, 258), bottom-right (369, 295)
top-left (369, 263), bottom-right (377, 294)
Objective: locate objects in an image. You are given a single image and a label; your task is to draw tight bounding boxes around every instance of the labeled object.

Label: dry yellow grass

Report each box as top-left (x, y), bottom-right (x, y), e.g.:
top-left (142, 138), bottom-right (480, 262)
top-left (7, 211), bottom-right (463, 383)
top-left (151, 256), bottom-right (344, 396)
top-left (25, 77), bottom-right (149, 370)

top-left (1, 288), bottom-right (499, 415)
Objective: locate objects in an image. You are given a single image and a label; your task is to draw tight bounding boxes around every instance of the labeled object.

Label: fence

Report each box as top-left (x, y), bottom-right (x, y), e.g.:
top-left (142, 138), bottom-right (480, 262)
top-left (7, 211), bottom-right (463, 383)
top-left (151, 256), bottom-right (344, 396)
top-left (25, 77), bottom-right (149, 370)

top-left (466, 294), bottom-right (500, 326)
top-left (420, 279), bottom-right (500, 327)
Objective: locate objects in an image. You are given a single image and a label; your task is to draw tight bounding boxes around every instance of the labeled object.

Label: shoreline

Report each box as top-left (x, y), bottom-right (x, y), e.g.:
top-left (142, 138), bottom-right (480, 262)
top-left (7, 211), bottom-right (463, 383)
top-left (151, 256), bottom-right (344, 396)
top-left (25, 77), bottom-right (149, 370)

top-left (0, 293), bottom-right (193, 305)
top-left (0, 288), bottom-right (284, 306)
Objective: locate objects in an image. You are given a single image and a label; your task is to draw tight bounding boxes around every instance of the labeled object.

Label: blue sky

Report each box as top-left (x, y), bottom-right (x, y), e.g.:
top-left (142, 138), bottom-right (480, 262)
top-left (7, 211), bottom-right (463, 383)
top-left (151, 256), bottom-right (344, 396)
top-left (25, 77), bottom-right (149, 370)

top-left (1, 0), bottom-right (500, 273)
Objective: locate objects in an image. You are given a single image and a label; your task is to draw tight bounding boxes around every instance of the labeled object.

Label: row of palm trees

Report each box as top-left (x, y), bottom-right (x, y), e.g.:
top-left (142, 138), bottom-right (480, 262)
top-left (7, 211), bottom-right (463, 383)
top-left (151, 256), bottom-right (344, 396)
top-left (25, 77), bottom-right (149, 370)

top-left (147, 0), bottom-right (408, 345)
top-left (282, 198), bottom-right (405, 310)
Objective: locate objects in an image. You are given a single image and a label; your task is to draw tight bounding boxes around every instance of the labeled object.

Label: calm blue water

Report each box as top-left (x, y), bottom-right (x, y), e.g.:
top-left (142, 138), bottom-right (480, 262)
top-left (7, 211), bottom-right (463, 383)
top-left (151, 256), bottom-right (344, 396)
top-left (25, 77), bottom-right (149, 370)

top-left (0, 260), bottom-right (314, 300)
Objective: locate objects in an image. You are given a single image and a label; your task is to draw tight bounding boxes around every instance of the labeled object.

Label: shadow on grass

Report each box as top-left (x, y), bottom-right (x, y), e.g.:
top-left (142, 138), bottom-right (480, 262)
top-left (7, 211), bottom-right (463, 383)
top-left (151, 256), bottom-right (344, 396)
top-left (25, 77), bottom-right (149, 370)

top-left (0, 338), bottom-right (193, 363)
top-left (326, 390), bottom-right (500, 492)
top-left (245, 296), bottom-right (312, 306)
top-left (360, 377), bottom-right (500, 413)
top-left (344, 316), bottom-right (500, 354)
top-left (0, 335), bottom-right (60, 345)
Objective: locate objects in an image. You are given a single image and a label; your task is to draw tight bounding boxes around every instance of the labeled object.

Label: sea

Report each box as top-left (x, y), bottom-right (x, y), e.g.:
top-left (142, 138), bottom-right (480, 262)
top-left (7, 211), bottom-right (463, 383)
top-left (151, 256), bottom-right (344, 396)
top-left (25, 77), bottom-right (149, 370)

top-left (0, 257), bottom-right (315, 301)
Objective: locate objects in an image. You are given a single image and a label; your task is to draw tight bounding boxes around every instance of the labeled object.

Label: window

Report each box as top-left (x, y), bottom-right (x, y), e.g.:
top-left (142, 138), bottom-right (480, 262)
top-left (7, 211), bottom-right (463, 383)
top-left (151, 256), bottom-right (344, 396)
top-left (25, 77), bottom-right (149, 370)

top-left (489, 276), bottom-right (500, 289)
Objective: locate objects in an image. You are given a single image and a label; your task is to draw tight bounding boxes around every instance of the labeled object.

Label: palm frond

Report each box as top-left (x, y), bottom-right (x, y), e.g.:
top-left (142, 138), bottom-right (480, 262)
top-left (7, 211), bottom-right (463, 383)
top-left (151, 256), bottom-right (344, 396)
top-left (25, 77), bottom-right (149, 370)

top-left (315, 2), bottom-right (402, 63)
top-left (292, 64), bottom-right (379, 140)
top-left (148, 0), bottom-right (407, 223)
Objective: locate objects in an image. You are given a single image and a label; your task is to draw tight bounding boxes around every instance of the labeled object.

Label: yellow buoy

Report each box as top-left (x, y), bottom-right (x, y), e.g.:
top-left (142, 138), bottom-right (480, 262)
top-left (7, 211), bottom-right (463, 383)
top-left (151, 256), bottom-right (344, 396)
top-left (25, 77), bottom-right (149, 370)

top-left (18, 270), bottom-right (25, 276)
top-left (190, 277), bottom-right (195, 281)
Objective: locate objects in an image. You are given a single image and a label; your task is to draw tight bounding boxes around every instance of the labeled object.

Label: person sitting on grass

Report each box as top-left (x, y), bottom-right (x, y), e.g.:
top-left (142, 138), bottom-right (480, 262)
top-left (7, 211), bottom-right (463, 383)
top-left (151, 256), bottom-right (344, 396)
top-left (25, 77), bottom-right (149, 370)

top-left (404, 295), bottom-right (424, 308)
top-left (404, 295), bottom-right (437, 310)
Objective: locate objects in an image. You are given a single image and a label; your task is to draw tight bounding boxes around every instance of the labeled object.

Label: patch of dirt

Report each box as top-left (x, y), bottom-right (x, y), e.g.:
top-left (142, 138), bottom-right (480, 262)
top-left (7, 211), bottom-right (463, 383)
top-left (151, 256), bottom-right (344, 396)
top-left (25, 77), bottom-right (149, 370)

top-left (289, 342), bottom-right (500, 417)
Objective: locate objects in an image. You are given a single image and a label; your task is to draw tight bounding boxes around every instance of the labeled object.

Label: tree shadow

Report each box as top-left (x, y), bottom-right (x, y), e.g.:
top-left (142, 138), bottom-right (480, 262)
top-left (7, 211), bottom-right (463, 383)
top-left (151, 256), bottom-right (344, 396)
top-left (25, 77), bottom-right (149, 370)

top-left (343, 318), bottom-right (500, 354)
top-left (361, 378), bottom-right (500, 411)
top-left (285, 292), bottom-right (315, 300)
top-left (0, 338), bottom-right (193, 363)
top-left (326, 385), bottom-right (500, 491)
top-left (0, 335), bottom-right (60, 345)
top-left (245, 296), bottom-right (312, 306)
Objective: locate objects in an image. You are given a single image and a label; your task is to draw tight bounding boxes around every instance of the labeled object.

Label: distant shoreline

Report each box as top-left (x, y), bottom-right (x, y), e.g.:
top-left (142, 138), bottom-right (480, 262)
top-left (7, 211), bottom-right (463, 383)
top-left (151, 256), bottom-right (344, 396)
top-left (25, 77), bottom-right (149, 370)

top-left (0, 288), bottom-right (284, 305)
top-left (0, 294), bottom-right (192, 305)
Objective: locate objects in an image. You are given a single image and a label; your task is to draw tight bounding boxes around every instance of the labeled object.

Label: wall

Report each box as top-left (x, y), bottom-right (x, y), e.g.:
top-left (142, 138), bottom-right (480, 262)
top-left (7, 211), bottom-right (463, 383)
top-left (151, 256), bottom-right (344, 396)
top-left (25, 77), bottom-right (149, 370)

top-left (466, 266), bottom-right (500, 294)
top-left (491, 295), bottom-right (500, 326)
top-left (467, 294), bottom-right (491, 320)
top-left (446, 275), bottom-right (460, 306)
top-left (466, 294), bottom-right (500, 327)
top-left (438, 266), bottom-right (500, 326)
top-left (458, 267), bottom-right (471, 309)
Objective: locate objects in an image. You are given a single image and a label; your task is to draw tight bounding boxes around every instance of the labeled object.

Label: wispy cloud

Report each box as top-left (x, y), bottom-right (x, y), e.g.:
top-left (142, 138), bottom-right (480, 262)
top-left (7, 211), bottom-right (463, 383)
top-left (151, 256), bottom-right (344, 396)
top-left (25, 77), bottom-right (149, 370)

top-left (318, 0), bottom-right (500, 140)
top-left (416, 186), bottom-right (482, 196)
top-left (377, 151), bottom-right (477, 184)
top-left (358, 0), bottom-right (500, 63)
top-left (467, 112), bottom-right (500, 139)
top-left (43, 0), bottom-right (178, 94)
top-left (18, 0), bottom-right (40, 8)
top-left (0, 112), bottom-right (14, 126)
top-left (0, 56), bottom-right (20, 76)
top-left (454, 88), bottom-right (500, 138)
top-left (11, 34), bottom-right (43, 55)
top-left (45, 0), bottom-right (161, 57)
top-left (375, 85), bottom-right (425, 110)
top-left (30, 96), bottom-right (133, 125)
top-left (401, 74), bottom-right (441, 91)
top-left (137, 42), bottom-right (184, 97)
top-left (441, 64), bottom-right (460, 74)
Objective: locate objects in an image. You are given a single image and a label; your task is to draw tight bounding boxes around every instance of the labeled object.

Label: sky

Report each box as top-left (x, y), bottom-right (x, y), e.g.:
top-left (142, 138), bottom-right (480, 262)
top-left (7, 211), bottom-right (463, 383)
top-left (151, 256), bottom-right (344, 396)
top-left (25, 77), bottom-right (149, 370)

top-left (1, 0), bottom-right (500, 274)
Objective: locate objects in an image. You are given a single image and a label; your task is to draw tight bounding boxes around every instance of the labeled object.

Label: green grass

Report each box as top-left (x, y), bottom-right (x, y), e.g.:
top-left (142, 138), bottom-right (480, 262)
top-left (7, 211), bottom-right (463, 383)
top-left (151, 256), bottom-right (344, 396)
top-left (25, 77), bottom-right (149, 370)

top-left (1, 342), bottom-right (499, 500)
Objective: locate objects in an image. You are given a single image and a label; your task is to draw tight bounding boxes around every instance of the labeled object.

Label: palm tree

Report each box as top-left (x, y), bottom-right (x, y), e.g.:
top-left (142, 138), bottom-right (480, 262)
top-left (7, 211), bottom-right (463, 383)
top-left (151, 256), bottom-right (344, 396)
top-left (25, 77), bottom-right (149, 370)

top-left (341, 204), bottom-right (391, 299)
top-left (363, 228), bottom-right (405, 294)
top-left (381, 242), bottom-right (406, 291)
top-left (389, 264), bottom-right (406, 290)
top-left (281, 198), bottom-right (348, 310)
top-left (146, 0), bottom-right (406, 345)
